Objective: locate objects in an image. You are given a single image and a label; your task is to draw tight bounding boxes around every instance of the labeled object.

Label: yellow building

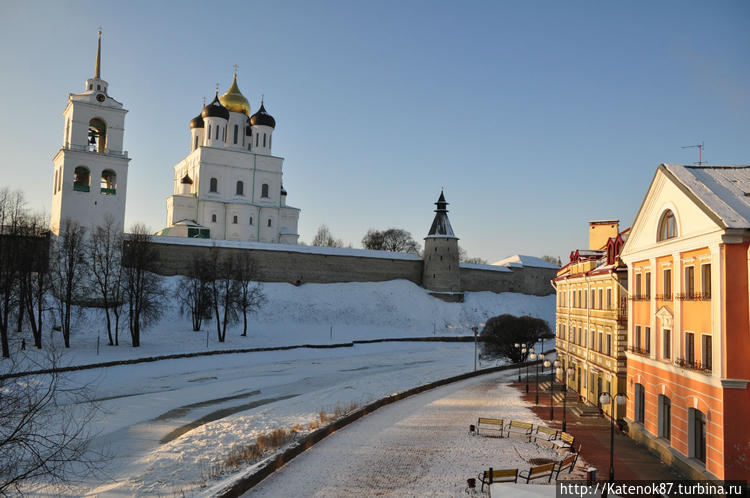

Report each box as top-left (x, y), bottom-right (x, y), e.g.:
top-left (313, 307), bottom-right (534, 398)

top-left (554, 221), bottom-right (629, 419)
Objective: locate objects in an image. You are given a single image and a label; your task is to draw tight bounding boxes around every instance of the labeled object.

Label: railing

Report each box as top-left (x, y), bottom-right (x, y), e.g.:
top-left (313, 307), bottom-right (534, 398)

top-left (100, 188), bottom-right (117, 195)
top-left (73, 184), bottom-right (90, 192)
top-left (655, 293), bottom-right (673, 301)
top-left (630, 295), bottom-right (649, 301)
top-left (675, 357), bottom-right (712, 373)
top-left (628, 345), bottom-right (650, 356)
top-left (676, 292), bottom-right (711, 301)
top-left (64, 144), bottom-right (128, 158)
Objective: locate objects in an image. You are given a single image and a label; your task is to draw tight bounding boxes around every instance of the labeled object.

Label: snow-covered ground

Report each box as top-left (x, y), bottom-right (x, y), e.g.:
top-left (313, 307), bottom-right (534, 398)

top-left (7, 278), bottom-right (555, 496)
top-left (5, 278), bottom-right (555, 370)
top-left (239, 369), bottom-right (584, 497)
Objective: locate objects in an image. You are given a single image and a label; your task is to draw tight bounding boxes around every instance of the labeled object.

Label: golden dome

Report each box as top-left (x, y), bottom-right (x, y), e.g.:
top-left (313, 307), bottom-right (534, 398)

top-left (219, 75), bottom-right (251, 115)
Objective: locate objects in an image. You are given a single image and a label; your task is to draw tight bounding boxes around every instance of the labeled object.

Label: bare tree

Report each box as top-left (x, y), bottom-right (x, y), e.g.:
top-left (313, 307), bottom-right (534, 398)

top-left (18, 213), bottom-right (51, 349)
top-left (233, 253), bottom-right (265, 337)
top-left (50, 220), bottom-right (87, 349)
top-left (458, 245), bottom-right (488, 265)
top-left (0, 189), bottom-right (27, 357)
top-left (122, 224), bottom-right (162, 347)
top-left (175, 256), bottom-right (213, 332)
top-left (208, 248), bottom-right (237, 342)
top-left (361, 228), bottom-right (420, 254)
top-left (311, 225), bottom-right (344, 248)
top-left (88, 216), bottom-right (124, 346)
top-left (0, 353), bottom-right (103, 494)
top-left (541, 255), bottom-right (561, 266)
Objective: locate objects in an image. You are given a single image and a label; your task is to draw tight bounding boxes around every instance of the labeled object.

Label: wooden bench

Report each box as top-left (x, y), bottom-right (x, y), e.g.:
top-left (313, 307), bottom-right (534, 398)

top-left (478, 467), bottom-right (518, 491)
top-left (554, 452), bottom-right (580, 478)
top-left (518, 462), bottom-right (556, 483)
top-left (505, 420), bottom-right (534, 440)
top-left (533, 425), bottom-right (559, 442)
top-left (551, 431), bottom-right (575, 450)
top-left (476, 417), bottom-right (504, 437)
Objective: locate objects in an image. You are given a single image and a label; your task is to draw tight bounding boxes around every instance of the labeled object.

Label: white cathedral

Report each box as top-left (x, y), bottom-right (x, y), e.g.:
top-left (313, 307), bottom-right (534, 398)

top-left (51, 32), bottom-right (301, 244)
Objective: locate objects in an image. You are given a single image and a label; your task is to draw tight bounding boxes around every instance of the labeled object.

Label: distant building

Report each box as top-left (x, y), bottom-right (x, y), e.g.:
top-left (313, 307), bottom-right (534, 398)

top-left (161, 75), bottom-right (300, 243)
top-left (554, 221), bottom-right (629, 420)
top-left (621, 163), bottom-right (750, 480)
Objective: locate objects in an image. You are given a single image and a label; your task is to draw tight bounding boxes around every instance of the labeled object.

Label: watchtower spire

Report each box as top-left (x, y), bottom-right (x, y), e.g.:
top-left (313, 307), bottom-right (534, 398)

top-left (94, 27), bottom-right (102, 79)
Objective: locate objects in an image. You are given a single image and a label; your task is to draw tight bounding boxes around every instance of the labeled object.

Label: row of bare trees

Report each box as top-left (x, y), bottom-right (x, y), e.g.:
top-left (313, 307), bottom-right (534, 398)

top-left (176, 249), bottom-right (265, 342)
top-left (0, 188), bottom-right (165, 358)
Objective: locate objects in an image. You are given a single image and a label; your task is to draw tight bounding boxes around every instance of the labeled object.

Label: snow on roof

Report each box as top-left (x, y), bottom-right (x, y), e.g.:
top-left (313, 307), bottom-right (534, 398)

top-left (663, 164), bottom-right (750, 229)
top-left (149, 235), bottom-right (422, 261)
top-left (491, 254), bottom-right (559, 269)
top-left (459, 262), bottom-right (512, 273)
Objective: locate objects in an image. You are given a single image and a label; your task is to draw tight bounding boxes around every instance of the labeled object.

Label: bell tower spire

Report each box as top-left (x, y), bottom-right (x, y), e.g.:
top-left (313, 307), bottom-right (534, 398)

top-left (94, 27), bottom-right (102, 79)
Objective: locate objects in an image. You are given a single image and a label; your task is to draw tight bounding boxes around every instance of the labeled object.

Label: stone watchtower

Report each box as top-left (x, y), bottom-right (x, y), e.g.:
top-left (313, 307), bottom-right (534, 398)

top-left (422, 191), bottom-right (461, 294)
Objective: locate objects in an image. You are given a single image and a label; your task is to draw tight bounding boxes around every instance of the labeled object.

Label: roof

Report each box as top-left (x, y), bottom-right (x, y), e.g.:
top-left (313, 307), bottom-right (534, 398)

top-left (426, 191), bottom-right (457, 238)
top-left (661, 164), bottom-right (750, 229)
top-left (491, 254), bottom-right (559, 269)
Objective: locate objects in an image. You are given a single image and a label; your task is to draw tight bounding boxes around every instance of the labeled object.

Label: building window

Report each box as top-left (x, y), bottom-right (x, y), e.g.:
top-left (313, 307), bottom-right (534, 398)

top-left (233, 125), bottom-right (238, 144)
top-left (606, 288), bottom-right (612, 309)
top-left (684, 266), bottom-right (695, 299)
top-left (263, 133), bottom-right (267, 147)
top-left (249, 216), bottom-right (253, 225)
top-left (261, 183), bottom-right (269, 198)
top-left (209, 177), bottom-right (218, 192)
top-left (657, 210), bottom-right (677, 241)
top-left (689, 408), bottom-right (707, 463)
top-left (267, 218), bottom-right (272, 227)
top-left (634, 383), bottom-right (645, 423)
top-left (663, 269), bottom-right (672, 299)
top-left (634, 325), bottom-right (641, 351)
top-left (194, 135), bottom-right (199, 150)
top-left (701, 264), bottom-right (711, 299)
top-left (635, 273), bottom-right (642, 299)
top-left (590, 330), bottom-right (594, 349)
top-left (578, 327), bottom-right (582, 345)
top-left (236, 180), bottom-right (244, 196)
top-left (232, 215), bottom-right (238, 224)
top-left (658, 395), bottom-right (671, 441)
top-left (702, 335), bottom-right (712, 371)
top-left (208, 126), bottom-right (211, 140)
top-left (100, 169), bottom-right (117, 194)
top-left (590, 290), bottom-right (595, 309)
top-left (645, 272), bottom-right (651, 300)
top-left (54, 170), bottom-right (59, 194)
top-left (598, 289), bottom-right (603, 309)
top-left (211, 214), bottom-right (217, 223)
top-left (685, 332), bottom-right (695, 365)
top-left (644, 327), bottom-right (651, 354)
top-left (598, 332), bottom-right (603, 353)
top-left (663, 329), bottom-right (671, 359)
top-left (256, 133), bottom-right (259, 147)
top-left (606, 334), bottom-right (612, 356)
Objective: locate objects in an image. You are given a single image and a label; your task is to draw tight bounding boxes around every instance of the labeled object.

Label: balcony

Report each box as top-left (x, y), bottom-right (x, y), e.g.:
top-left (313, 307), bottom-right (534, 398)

top-left (628, 345), bottom-right (650, 357)
top-left (676, 292), bottom-right (711, 301)
top-left (674, 357), bottom-right (712, 374)
top-left (64, 144), bottom-right (128, 158)
top-left (655, 293), bottom-right (673, 301)
top-left (630, 295), bottom-right (649, 301)
top-left (100, 188), bottom-right (116, 195)
top-left (73, 184), bottom-right (90, 192)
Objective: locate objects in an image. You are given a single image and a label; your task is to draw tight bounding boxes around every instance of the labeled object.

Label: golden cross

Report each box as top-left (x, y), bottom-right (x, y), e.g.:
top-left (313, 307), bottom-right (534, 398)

top-left (233, 64), bottom-right (239, 76)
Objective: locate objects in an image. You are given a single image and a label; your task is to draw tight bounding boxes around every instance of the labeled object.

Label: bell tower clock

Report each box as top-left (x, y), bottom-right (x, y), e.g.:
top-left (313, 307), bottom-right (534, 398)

top-left (50, 29), bottom-right (130, 236)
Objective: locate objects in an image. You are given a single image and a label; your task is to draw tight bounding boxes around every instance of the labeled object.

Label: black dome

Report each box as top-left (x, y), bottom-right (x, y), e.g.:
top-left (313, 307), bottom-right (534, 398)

top-left (201, 94), bottom-right (230, 120)
top-left (250, 103), bottom-right (276, 128)
top-left (180, 174), bottom-right (193, 185)
top-left (189, 113), bottom-right (204, 129)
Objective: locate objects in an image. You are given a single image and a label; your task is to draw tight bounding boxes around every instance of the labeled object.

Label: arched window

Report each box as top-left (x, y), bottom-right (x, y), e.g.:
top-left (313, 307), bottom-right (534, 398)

top-left (232, 215), bottom-right (238, 224)
top-left (207, 126), bottom-right (211, 140)
top-left (255, 134), bottom-right (259, 147)
top-left (249, 216), bottom-right (253, 225)
top-left (233, 125), bottom-right (238, 144)
top-left (194, 135), bottom-right (199, 150)
top-left (267, 218), bottom-right (272, 227)
top-left (211, 214), bottom-right (217, 223)
top-left (263, 133), bottom-right (267, 148)
top-left (101, 170), bottom-right (117, 194)
top-left (73, 166), bottom-right (90, 192)
top-left (236, 180), bottom-right (244, 196)
top-left (88, 118), bottom-right (107, 153)
top-left (269, 135), bottom-right (272, 148)
top-left (261, 183), bottom-right (269, 198)
top-left (657, 210), bottom-right (677, 241)
top-left (209, 177), bottom-right (218, 193)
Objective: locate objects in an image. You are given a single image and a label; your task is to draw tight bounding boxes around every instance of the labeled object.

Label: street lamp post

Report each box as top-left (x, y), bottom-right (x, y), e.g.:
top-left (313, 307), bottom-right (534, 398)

top-left (557, 364), bottom-right (574, 432)
top-left (530, 352), bottom-right (544, 404)
top-left (514, 343), bottom-right (526, 382)
top-left (545, 359), bottom-right (558, 420)
top-left (524, 347), bottom-right (531, 393)
top-left (599, 392), bottom-right (628, 486)
top-left (471, 326), bottom-right (478, 372)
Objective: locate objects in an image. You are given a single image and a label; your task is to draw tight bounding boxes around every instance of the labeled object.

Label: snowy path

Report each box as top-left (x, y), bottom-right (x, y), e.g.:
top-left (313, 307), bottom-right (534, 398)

top-left (244, 370), bottom-right (568, 497)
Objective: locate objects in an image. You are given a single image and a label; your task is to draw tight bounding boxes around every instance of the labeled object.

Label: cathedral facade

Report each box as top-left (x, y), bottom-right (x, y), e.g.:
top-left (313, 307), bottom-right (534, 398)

top-left (161, 75), bottom-right (300, 244)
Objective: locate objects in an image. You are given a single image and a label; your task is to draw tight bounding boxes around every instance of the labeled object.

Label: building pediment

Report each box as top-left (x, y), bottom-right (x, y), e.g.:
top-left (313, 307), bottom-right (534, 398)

top-left (656, 305), bottom-right (673, 328)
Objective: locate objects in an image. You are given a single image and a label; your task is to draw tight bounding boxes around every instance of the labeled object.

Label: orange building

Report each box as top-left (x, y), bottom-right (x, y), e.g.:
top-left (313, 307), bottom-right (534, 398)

top-left (621, 164), bottom-right (750, 480)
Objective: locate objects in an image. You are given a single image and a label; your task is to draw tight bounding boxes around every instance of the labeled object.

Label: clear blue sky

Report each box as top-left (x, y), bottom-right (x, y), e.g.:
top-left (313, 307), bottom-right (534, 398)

top-left (1, 1), bottom-right (748, 262)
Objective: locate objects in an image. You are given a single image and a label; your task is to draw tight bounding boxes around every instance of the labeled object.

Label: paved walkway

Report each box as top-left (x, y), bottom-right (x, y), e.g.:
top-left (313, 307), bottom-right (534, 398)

top-left (245, 370), bottom-right (580, 497)
top-left (511, 378), bottom-right (686, 482)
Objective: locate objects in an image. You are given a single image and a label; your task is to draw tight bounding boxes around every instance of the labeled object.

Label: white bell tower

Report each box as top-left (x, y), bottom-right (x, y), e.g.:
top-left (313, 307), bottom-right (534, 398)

top-left (50, 29), bottom-right (130, 235)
